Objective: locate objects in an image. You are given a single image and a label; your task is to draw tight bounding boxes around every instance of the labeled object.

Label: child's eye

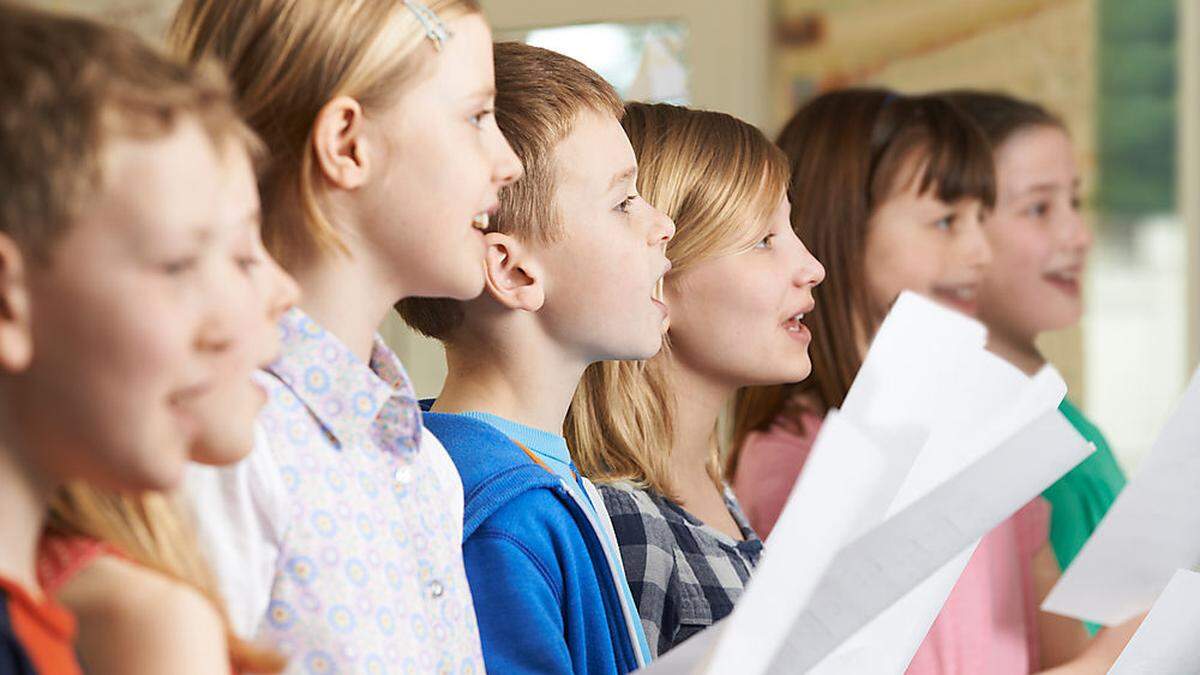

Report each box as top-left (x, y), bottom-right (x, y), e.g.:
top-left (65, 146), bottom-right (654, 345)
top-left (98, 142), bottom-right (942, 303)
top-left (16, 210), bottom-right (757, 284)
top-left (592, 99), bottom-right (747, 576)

top-left (616, 195), bottom-right (637, 214)
top-left (754, 233), bottom-right (776, 250)
top-left (1023, 202), bottom-right (1052, 219)
top-left (236, 255), bottom-right (261, 273)
top-left (469, 108), bottom-right (494, 128)
top-left (1069, 196), bottom-right (1082, 212)
top-left (933, 215), bottom-right (954, 231)
top-left (161, 256), bottom-right (199, 276)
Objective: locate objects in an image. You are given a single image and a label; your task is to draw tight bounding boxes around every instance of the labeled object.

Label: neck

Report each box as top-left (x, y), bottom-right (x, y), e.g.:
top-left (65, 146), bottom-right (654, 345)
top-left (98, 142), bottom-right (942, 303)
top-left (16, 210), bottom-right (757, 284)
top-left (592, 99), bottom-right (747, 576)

top-left (985, 323), bottom-right (1046, 376)
top-left (0, 426), bottom-right (50, 594)
top-left (288, 244), bottom-right (400, 364)
top-left (661, 355), bottom-right (734, 488)
top-left (435, 330), bottom-right (587, 436)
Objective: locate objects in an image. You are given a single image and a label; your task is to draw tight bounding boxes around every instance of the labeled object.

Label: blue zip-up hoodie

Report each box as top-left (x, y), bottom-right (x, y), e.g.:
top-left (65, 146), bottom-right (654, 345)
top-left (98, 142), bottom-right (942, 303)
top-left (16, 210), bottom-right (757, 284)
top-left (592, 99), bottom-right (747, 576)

top-left (423, 409), bottom-right (642, 674)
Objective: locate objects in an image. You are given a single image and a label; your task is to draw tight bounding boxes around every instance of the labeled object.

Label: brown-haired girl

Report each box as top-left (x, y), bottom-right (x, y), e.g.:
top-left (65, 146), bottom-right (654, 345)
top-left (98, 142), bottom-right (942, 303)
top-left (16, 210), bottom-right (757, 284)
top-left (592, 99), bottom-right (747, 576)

top-left (731, 88), bottom-right (1134, 674)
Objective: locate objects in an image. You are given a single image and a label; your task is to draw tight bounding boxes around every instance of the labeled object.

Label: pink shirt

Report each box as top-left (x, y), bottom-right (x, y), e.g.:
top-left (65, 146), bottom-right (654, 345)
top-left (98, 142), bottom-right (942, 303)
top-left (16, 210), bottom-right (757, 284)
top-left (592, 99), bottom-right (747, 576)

top-left (733, 409), bottom-right (1049, 674)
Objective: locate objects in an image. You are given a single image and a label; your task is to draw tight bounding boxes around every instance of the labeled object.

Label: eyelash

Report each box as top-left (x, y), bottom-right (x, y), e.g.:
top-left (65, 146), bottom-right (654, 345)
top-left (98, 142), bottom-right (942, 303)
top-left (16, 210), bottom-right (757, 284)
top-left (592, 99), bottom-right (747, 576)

top-left (469, 108), bottom-right (494, 128)
top-left (162, 257), bottom-right (199, 276)
top-left (754, 233), bottom-right (776, 250)
top-left (236, 255), bottom-right (261, 273)
top-left (616, 195), bottom-right (637, 214)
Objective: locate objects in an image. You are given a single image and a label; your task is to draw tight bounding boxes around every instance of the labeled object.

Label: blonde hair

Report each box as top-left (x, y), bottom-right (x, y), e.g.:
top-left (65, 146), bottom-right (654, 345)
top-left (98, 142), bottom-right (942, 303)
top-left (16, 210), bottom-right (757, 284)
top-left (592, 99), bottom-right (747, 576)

top-left (567, 103), bottom-right (791, 499)
top-left (0, 2), bottom-right (249, 261)
top-left (398, 41), bottom-right (623, 340)
top-left (168, 0), bottom-right (481, 267)
top-left (47, 485), bottom-right (286, 673)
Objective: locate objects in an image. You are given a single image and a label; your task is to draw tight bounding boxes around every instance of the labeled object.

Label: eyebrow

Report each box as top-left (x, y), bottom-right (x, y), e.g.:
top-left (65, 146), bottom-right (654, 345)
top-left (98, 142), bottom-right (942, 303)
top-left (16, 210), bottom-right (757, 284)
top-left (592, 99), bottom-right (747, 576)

top-left (608, 165), bottom-right (637, 192)
top-left (1020, 179), bottom-right (1081, 196)
top-left (464, 85), bottom-right (497, 102)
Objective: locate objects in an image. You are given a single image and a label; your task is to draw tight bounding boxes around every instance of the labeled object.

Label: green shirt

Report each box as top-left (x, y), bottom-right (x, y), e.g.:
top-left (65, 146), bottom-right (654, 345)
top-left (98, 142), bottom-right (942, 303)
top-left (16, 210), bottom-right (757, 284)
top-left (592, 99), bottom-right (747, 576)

top-left (1043, 398), bottom-right (1127, 634)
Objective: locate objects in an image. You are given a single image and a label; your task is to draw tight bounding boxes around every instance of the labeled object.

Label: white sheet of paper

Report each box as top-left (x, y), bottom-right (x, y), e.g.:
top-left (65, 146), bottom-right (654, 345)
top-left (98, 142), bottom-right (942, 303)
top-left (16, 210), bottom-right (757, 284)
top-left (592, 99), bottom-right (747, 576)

top-left (1109, 568), bottom-right (1200, 674)
top-left (701, 411), bottom-right (892, 674)
top-left (767, 409), bottom-right (1090, 673)
top-left (806, 360), bottom-right (1069, 674)
top-left (1042, 367), bottom-right (1200, 625)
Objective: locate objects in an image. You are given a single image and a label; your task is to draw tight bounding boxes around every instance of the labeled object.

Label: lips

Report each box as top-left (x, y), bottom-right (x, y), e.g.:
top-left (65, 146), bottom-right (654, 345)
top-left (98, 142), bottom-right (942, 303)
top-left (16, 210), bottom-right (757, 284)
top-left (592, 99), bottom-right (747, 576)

top-left (783, 300), bottom-right (815, 340)
top-left (168, 381), bottom-right (212, 434)
top-left (930, 283), bottom-right (979, 315)
top-left (1043, 267), bottom-right (1083, 297)
top-left (471, 200), bottom-right (502, 232)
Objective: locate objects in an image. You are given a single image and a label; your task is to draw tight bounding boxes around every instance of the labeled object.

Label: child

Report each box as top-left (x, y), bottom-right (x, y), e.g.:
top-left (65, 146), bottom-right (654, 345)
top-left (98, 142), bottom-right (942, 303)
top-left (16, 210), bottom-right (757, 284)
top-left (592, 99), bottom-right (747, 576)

top-left (942, 90), bottom-right (1127, 637)
top-left (731, 89), bottom-right (1132, 674)
top-left (39, 128), bottom-right (299, 674)
top-left (172, 0), bottom-right (522, 671)
top-left (0, 4), bottom-right (266, 672)
top-left (565, 102), bottom-right (825, 657)
top-left (398, 42), bottom-right (674, 673)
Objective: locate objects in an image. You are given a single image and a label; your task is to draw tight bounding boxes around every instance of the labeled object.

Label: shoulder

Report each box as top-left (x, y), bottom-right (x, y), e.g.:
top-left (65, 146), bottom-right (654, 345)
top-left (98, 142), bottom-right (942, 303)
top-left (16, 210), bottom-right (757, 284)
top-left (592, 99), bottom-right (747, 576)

top-left (472, 487), bottom-right (582, 547)
top-left (597, 483), bottom-right (676, 551)
top-left (598, 481), bottom-right (666, 516)
top-left (59, 557), bottom-right (227, 675)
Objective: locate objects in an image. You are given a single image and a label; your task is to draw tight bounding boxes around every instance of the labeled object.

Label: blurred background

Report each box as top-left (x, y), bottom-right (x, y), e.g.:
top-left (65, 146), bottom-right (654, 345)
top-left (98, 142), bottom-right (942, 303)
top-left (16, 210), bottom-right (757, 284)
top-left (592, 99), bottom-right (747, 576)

top-left (42, 0), bottom-right (1199, 473)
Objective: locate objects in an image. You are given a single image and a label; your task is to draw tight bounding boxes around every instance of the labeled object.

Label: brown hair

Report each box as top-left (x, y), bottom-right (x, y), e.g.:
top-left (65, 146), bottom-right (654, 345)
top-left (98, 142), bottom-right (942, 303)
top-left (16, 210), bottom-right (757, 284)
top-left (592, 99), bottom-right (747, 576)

top-left (940, 90), bottom-right (1065, 149)
top-left (0, 2), bottom-right (249, 261)
top-left (567, 103), bottom-right (790, 499)
top-left (169, 0), bottom-right (482, 268)
top-left (729, 88), bottom-right (996, 478)
top-left (398, 41), bottom-right (624, 340)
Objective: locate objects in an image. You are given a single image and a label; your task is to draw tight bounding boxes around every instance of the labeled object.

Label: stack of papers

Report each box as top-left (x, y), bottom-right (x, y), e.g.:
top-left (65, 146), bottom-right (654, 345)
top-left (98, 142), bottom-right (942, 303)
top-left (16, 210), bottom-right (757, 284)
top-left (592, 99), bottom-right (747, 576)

top-left (640, 292), bottom-right (1091, 674)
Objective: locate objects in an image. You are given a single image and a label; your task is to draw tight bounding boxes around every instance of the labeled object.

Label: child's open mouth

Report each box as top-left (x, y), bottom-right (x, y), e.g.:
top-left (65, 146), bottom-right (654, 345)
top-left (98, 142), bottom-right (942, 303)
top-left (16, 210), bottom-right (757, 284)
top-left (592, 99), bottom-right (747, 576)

top-left (931, 284), bottom-right (979, 315)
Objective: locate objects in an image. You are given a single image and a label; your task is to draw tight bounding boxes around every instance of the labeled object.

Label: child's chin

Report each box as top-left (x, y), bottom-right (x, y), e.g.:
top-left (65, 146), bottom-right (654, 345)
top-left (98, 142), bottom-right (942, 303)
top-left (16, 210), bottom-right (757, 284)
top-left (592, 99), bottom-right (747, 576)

top-left (436, 271), bottom-right (487, 301)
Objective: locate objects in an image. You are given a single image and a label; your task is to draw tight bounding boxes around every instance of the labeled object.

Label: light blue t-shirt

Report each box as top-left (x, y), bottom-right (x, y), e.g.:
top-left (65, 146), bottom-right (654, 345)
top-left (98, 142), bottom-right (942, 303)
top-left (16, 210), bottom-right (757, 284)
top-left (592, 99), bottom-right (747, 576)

top-left (462, 411), bottom-right (654, 661)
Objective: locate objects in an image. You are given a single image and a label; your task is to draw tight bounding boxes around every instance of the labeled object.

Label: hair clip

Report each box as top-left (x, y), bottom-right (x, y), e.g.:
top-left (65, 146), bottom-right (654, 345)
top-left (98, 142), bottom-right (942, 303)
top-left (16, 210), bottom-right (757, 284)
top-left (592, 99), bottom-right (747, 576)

top-left (403, 0), bottom-right (452, 51)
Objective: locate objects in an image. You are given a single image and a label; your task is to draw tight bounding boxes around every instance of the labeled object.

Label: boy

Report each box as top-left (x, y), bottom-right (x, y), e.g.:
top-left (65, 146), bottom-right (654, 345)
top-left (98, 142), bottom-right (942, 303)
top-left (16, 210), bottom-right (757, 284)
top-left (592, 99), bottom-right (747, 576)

top-left (399, 42), bottom-right (674, 673)
top-left (0, 4), bottom-right (258, 671)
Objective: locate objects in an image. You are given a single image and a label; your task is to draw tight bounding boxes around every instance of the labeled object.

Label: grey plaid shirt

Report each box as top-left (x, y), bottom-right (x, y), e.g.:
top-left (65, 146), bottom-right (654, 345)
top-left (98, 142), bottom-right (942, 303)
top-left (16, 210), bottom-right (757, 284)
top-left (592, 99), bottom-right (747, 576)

top-left (599, 482), bottom-right (763, 657)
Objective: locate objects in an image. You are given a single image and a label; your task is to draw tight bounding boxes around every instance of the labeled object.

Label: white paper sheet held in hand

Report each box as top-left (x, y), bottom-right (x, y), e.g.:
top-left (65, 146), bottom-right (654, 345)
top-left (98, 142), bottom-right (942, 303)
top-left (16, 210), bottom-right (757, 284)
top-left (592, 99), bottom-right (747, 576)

top-left (1108, 568), bottom-right (1200, 674)
top-left (637, 411), bottom-right (892, 675)
top-left (637, 292), bottom-right (1090, 674)
top-left (1042, 366), bottom-right (1200, 626)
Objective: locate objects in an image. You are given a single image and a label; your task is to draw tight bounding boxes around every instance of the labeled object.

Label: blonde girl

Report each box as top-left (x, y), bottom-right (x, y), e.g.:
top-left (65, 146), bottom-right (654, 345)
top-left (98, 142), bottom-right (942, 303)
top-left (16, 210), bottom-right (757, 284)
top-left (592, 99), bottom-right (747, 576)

top-left (172, 1), bottom-right (521, 671)
top-left (567, 102), bottom-right (825, 656)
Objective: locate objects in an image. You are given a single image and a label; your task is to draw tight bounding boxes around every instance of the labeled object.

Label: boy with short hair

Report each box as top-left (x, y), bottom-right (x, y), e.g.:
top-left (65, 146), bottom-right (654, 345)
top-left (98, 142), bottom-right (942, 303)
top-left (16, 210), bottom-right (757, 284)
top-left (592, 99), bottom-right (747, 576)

top-left (0, 4), bottom-right (255, 671)
top-left (399, 41), bottom-right (674, 673)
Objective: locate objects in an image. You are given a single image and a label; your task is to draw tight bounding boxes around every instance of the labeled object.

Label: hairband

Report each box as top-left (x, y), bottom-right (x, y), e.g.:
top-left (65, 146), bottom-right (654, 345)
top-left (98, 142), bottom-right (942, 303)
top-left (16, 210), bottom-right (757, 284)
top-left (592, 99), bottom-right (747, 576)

top-left (403, 0), bottom-right (452, 51)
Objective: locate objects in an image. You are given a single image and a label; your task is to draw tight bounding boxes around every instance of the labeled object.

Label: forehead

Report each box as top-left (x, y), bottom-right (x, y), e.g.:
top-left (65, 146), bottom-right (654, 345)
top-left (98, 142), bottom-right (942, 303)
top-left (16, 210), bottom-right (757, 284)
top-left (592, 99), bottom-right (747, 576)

top-left (996, 126), bottom-right (1076, 192)
top-left (411, 13), bottom-right (494, 102)
top-left (552, 110), bottom-right (635, 196)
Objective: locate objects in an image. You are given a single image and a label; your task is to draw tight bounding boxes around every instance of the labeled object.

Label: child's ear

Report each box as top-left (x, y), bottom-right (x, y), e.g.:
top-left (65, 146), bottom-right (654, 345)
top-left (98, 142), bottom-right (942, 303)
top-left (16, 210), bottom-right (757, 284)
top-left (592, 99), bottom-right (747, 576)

top-left (482, 232), bottom-right (544, 312)
top-left (312, 95), bottom-right (370, 190)
top-left (0, 233), bottom-right (33, 372)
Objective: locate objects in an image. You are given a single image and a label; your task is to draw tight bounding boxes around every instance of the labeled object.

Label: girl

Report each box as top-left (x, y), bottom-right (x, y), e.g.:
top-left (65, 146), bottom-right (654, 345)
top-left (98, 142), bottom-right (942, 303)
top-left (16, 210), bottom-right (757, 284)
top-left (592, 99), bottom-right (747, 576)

top-left (39, 129), bottom-right (299, 675)
top-left (730, 88), bottom-right (1133, 673)
top-left (567, 102), bottom-right (825, 656)
top-left (172, 1), bottom-right (522, 671)
top-left (942, 91), bottom-right (1126, 635)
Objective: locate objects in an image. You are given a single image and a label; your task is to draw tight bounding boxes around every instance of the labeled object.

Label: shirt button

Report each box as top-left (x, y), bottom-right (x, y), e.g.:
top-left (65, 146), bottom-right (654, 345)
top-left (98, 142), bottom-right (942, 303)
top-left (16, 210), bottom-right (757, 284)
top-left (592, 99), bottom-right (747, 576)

top-left (427, 579), bottom-right (445, 599)
top-left (393, 465), bottom-right (412, 485)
